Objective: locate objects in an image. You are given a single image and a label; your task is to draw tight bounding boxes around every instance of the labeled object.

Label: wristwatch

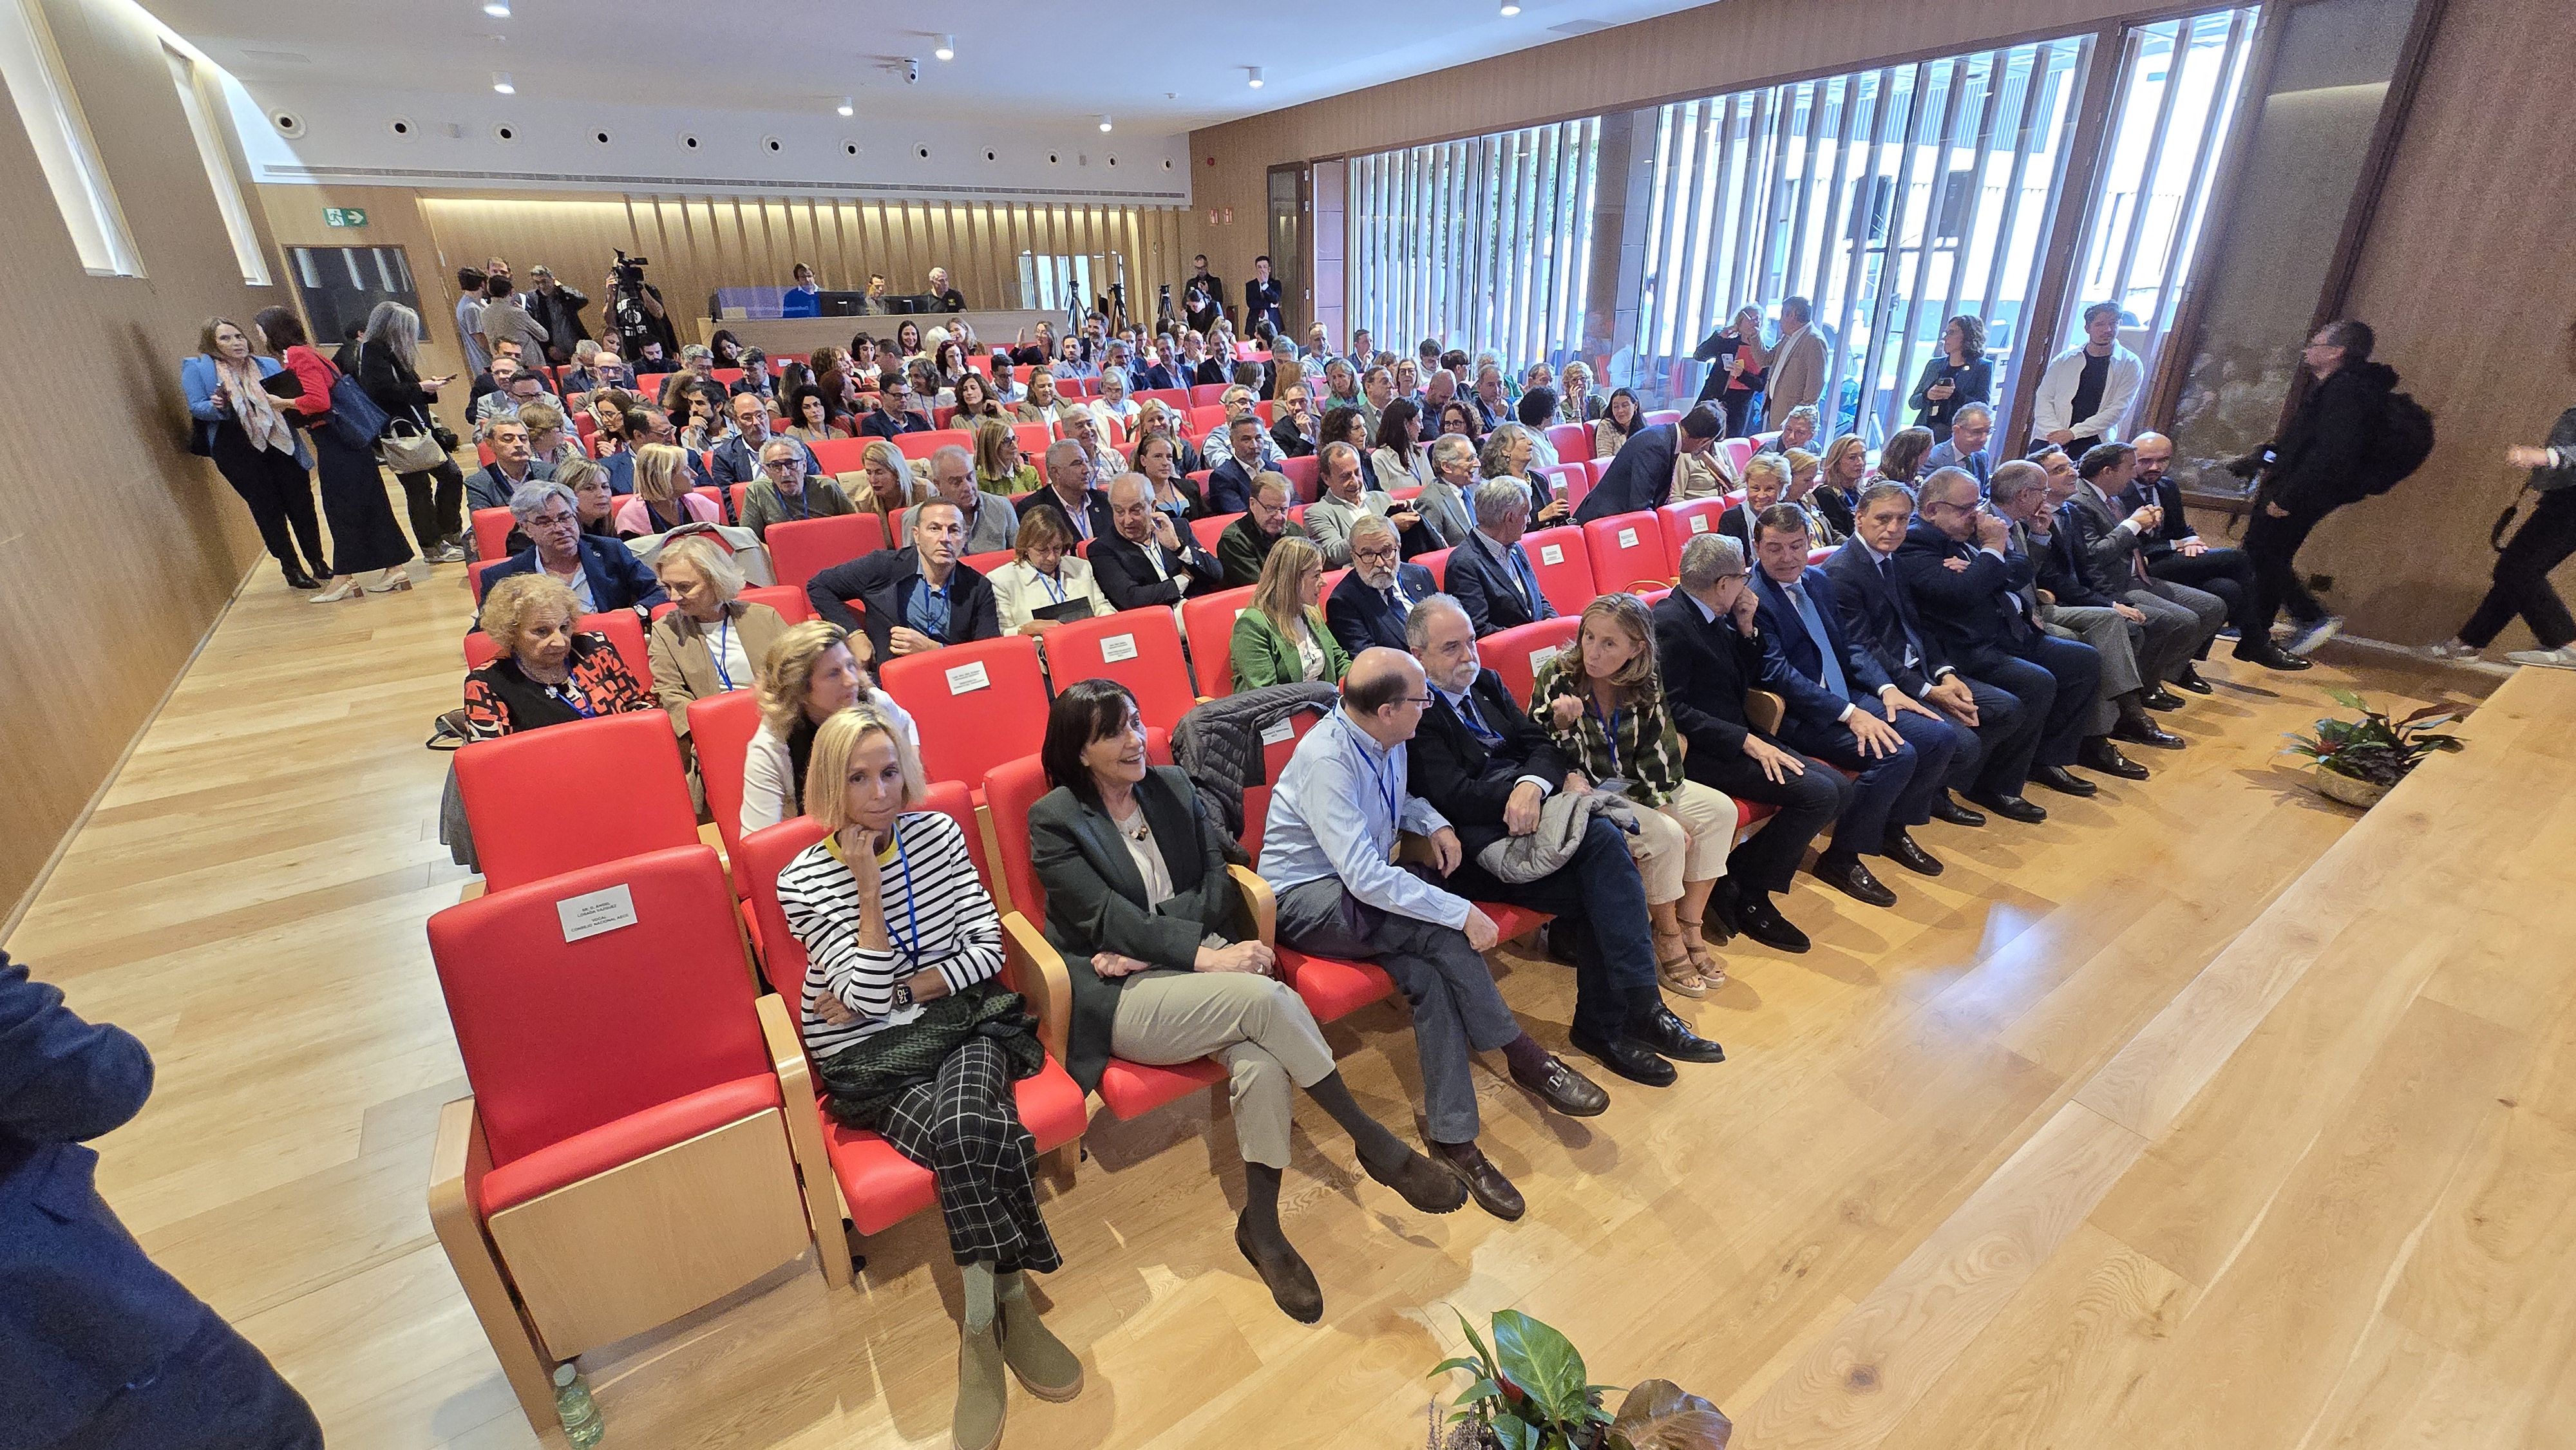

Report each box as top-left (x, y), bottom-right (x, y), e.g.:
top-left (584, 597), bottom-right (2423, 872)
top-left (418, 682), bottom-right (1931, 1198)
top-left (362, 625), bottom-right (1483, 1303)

top-left (891, 978), bottom-right (915, 1012)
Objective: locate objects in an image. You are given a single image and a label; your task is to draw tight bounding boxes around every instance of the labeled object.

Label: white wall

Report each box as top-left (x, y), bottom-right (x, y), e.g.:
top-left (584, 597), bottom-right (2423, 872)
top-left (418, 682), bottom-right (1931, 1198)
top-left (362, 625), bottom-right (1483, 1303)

top-left (227, 78), bottom-right (1193, 208)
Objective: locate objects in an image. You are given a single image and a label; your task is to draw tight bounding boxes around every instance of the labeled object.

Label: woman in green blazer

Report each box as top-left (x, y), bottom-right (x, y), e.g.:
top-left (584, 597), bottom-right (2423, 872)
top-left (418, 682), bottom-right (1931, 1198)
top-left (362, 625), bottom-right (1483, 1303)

top-left (1229, 534), bottom-right (1350, 692)
top-left (1025, 681), bottom-right (1464, 1323)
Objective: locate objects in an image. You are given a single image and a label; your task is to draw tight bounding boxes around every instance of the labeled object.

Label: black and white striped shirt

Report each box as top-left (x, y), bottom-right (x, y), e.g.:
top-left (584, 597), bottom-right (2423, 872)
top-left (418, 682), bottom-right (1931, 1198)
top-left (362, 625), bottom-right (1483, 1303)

top-left (775, 811), bottom-right (1003, 1058)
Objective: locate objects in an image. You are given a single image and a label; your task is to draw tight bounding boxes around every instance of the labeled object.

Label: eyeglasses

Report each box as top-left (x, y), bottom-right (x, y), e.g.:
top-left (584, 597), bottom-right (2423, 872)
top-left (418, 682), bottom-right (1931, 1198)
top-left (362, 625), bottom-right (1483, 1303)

top-left (1352, 546), bottom-right (1400, 564)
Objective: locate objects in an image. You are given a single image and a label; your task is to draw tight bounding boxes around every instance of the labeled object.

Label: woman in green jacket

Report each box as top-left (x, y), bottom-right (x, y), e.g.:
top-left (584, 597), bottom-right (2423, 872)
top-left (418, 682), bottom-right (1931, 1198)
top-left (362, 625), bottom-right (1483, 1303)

top-left (1229, 535), bottom-right (1350, 691)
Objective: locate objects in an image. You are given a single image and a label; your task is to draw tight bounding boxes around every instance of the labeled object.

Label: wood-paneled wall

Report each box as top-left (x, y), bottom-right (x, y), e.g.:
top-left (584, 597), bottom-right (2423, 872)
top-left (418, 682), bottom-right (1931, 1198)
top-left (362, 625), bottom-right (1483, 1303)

top-left (1, 0), bottom-right (292, 928)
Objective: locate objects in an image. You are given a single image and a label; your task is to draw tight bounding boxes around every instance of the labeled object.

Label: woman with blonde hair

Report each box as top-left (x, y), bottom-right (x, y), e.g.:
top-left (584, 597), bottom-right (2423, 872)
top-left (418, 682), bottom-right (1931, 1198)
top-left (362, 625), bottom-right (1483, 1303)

top-left (972, 419), bottom-right (1041, 495)
top-left (855, 438), bottom-right (934, 536)
top-left (987, 505), bottom-right (1109, 636)
top-left (773, 704), bottom-right (1081, 1446)
top-left (461, 574), bottom-right (654, 735)
top-left (1130, 397), bottom-right (1202, 476)
top-left (1229, 536), bottom-right (1349, 690)
top-left (647, 536), bottom-right (790, 735)
top-left (184, 315), bottom-right (328, 588)
top-left (1557, 360), bottom-right (1604, 423)
top-left (1813, 433), bottom-right (1871, 538)
top-left (1528, 594), bottom-right (1735, 995)
top-left (1693, 304), bottom-right (1771, 437)
top-left (611, 442), bottom-right (721, 537)
top-left (741, 619), bottom-right (919, 834)
top-left (1780, 447), bottom-right (1839, 545)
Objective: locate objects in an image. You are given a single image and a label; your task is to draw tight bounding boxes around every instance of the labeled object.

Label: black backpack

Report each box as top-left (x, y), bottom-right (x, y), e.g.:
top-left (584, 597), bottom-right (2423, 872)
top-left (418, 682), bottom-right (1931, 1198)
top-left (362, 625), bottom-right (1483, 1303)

top-left (2359, 386), bottom-right (2435, 497)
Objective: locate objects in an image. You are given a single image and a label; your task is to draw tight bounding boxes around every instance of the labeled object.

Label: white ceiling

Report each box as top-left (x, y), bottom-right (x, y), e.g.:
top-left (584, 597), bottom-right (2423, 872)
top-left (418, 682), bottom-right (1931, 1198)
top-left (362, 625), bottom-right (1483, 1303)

top-left (142, 0), bottom-right (1718, 137)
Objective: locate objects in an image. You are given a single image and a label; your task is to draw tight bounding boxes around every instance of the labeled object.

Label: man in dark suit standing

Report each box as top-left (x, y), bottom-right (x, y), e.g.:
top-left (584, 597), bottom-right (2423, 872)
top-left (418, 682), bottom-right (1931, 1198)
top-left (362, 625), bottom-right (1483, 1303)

top-left (1444, 478), bottom-right (1558, 636)
top-left (1325, 516), bottom-right (1437, 657)
top-left (1821, 482), bottom-right (2017, 823)
top-left (1575, 404), bottom-right (1727, 522)
top-left (1244, 256), bottom-right (1284, 336)
top-left (1405, 596), bottom-right (1724, 1084)
top-left (1653, 536), bottom-right (1845, 954)
top-left (1745, 507), bottom-right (1963, 905)
top-left (1894, 468), bottom-right (2103, 810)
top-left (2, 952), bottom-right (325, 1450)
top-left (805, 498), bottom-right (999, 656)
top-left (1092, 474), bottom-right (1224, 610)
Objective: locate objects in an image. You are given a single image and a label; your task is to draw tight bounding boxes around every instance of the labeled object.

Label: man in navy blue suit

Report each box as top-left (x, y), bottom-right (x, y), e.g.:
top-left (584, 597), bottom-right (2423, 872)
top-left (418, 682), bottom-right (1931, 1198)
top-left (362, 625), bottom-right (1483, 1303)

top-left (1573, 404), bottom-right (1726, 523)
top-left (1324, 516), bottom-right (1439, 657)
top-left (1894, 468), bottom-right (2105, 810)
top-left (1444, 478), bottom-right (1559, 637)
top-left (2, 952), bottom-right (324, 1449)
top-left (1745, 504), bottom-right (1962, 905)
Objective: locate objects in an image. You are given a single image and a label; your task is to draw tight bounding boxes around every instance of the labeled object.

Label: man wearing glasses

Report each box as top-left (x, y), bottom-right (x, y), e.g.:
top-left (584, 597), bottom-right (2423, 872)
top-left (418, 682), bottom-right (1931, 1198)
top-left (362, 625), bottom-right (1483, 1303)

top-left (1323, 516), bottom-right (1437, 657)
top-left (710, 391), bottom-right (817, 487)
top-left (857, 373), bottom-right (933, 438)
top-left (739, 438), bottom-right (857, 539)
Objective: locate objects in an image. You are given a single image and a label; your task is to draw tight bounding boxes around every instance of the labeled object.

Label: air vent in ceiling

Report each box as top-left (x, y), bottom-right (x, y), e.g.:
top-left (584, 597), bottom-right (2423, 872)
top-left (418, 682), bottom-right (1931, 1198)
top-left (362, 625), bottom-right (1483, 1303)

top-left (1547, 18), bottom-right (1613, 36)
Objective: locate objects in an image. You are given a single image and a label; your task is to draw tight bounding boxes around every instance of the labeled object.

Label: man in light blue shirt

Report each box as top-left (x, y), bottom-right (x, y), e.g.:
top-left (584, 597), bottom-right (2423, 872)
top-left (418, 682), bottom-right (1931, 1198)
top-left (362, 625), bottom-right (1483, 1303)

top-left (1258, 648), bottom-right (1609, 1221)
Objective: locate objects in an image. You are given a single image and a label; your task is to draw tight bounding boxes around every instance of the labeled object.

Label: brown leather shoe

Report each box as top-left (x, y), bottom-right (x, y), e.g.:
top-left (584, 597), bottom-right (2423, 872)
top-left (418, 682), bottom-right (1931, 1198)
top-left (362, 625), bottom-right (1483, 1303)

top-left (1434, 1141), bottom-right (1526, 1221)
top-left (1509, 1053), bottom-right (1609, 1117)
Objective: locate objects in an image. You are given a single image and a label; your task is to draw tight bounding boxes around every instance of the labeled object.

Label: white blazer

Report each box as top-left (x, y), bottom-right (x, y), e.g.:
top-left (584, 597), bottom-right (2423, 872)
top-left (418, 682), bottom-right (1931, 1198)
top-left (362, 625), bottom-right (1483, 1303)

top-left (987, 554), bottom-right (1111, 633)
top-left (2030, 343), bottom-right (2144, 442)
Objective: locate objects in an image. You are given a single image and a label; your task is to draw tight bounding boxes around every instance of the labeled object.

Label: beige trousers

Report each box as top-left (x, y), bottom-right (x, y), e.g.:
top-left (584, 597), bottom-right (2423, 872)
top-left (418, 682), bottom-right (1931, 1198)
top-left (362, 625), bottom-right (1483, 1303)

top-left (1108, 971), bottom-right (1336, 1169)
top-left (1625, 778), bottom-right (1736, 903)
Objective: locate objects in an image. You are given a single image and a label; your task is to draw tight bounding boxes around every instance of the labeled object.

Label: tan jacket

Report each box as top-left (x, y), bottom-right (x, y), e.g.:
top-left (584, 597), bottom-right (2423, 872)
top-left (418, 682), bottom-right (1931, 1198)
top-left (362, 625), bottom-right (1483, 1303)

top-left (647, 599), bottom-right (790, 735)
top-left (1767, 325), bottom-right (1829, 413)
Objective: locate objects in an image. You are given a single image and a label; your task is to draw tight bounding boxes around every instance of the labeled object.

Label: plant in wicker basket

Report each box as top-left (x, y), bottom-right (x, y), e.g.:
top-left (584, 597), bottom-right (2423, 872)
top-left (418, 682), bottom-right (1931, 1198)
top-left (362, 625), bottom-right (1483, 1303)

top-left (2279, 688), bottom-right (2463, 805)
top-left (1426, 1310), bottom-right (1732, 1450)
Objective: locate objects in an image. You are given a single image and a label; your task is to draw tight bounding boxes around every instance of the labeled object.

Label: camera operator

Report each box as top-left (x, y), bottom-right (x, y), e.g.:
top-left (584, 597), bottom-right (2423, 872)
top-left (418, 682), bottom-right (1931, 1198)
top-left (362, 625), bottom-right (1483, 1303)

top-left (604, 252), bottom-right (678, 367)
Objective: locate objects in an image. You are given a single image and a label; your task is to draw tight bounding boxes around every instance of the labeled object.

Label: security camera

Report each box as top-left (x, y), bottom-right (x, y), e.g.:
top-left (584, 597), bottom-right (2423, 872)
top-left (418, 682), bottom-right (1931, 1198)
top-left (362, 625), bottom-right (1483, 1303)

top-left (902, 57), bottom-right (919, 83)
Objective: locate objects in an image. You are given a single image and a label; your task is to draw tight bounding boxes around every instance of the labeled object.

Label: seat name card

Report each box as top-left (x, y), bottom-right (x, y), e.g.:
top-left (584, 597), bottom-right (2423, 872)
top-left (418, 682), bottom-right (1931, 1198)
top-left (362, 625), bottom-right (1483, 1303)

top-left (557, 883), bottom-right (638, 943)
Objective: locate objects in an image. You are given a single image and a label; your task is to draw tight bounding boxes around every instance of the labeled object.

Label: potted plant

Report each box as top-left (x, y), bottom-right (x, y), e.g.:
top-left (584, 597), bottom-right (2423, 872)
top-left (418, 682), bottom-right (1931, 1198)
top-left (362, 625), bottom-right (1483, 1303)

top-left (2280, 688), bottom-right (2463, 809)
top-left (1427, 1309), bottom-right (1732, 1450)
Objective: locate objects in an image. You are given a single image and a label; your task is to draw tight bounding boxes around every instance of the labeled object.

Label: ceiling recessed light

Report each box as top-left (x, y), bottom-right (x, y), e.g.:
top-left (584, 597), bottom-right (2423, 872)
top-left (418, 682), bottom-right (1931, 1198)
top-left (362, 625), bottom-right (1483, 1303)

top-left (482, 0), bottom-right (509, 15)
top-left (934, 33), bottom-right (955, 61)
top-left (1097, 115), bottom-right (1113, 132)
top-left (1499, 0), bottom-right (1522, 12)
top-left (491, 71), bottom-right (514, 94)
top-left (1247, 66), bottom-right (1264, 88)
top-left (836, 95), bottom-right (853, 116)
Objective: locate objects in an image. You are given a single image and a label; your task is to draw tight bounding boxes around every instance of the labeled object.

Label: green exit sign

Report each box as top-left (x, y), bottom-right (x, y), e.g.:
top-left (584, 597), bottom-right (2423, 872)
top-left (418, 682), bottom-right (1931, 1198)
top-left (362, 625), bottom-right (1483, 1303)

top-left (323, 207), bottom-right (368, 229)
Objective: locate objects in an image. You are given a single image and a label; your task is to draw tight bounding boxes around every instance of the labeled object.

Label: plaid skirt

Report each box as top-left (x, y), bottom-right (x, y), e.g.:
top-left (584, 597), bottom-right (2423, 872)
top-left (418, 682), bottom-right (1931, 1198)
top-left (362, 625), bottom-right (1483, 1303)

top-left (871, 1035), bottom-right (1062, 1274)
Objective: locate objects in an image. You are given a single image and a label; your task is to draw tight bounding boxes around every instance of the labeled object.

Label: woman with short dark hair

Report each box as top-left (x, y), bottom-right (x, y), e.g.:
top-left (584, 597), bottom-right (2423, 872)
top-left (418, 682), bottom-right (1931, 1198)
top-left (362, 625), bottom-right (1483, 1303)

top-left (1027, 681), bottom-right (1464, 1321)
top-left (1908, 314), bottom-right (1992, 442)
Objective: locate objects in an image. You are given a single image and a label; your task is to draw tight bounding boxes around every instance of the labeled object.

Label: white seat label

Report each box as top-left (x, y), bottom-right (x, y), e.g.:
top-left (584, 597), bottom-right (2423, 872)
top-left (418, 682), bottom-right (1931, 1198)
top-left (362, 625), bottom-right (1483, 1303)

top-left (1618, 527), bottom-right (1639, 547)
top-left (1099, 632), bottom-right (1138, 663)
top-left (557, 883), bottom-right (638, 943)
top-left (1539, 544), bottom-right (1564, 565)
top-left (945, 661), bottom-right (990, 694)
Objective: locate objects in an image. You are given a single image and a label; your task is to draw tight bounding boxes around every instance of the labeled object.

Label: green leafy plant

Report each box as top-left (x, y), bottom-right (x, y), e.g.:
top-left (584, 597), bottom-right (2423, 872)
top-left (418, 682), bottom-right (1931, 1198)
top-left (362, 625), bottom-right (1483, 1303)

top-left (2280, 688), bottom-right (2463, 787)
top-left (1429, 1311), bottom-right (1731, 1450)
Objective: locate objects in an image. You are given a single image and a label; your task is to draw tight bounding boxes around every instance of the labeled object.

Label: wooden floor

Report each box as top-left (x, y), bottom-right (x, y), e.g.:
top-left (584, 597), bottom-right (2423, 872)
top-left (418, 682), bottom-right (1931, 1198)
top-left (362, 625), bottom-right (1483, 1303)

top-left (10, 558), bottom-right (2565, 1450)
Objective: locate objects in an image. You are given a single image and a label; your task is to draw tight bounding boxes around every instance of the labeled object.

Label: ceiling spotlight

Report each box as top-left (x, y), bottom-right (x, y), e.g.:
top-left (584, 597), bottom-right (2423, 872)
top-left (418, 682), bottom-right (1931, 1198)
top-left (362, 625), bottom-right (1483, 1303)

top-left (934, 33), bottom-right (955, 61)
top-left (1499, 0), bottom-right (1521, 12)
top-left (836, 95), bottom-right (853, 117)
top-left (482, 0), bottom-right (509, 15)
top-left (491, 71), bottom-right (514, 94)
top-left (1247, 66), bottom-right (1264, 88)
top-left (1097, 115), bottom-right (1113, 132)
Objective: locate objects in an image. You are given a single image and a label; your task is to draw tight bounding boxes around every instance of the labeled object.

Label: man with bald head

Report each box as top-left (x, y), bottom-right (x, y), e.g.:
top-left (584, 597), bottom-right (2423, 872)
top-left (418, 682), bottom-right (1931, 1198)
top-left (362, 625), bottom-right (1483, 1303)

top-left (2125, 430), bottom-right (2264, 672)
top-left (1260, 646), bottom-right (1610, 1220)
top-left (1090, 473), bottom-right (1222, 610)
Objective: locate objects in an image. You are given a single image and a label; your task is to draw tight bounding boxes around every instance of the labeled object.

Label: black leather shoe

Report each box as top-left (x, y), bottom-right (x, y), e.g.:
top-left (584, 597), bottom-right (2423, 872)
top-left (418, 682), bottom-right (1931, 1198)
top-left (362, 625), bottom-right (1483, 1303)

top-left (2076, 739), bottom-right (2151, 780)
top-left (283, 566), bottom-right (320, 590)
top-left (2171, 665), bottom-right (2213, 695)
top-left (1510, 1054), bottom-right (1609, 1117)
top-left (2234, 641), bottom-right (2313, 672)
top-left (1567, 1025), bottom-right (1678, 1086)
top-left (1813, 852), bottom-right (1897, 907)
top-left (1433, 1142), bottom-right (1525, 1221)
top-left (2141, 687), bottom-right (2185, 712)
top-left (1879, 828), bottom-right (1944, 877)
top-left (1698, 879), bottom-right (1738, 945)
top-left (1732, 891), bottom-right (1810, 953)
top-left (1630, 1005), bottom-right (1725, 1064)
top-left (1929, 793), bottom-right (1987, 827)
top-left (1968, 791), bottom-right (2049, 824)
top-left (2110, 718), bottom-right (2186, 750)
top-left (2032, 764), bottom-right (2099, 797)
top-left (1540, 924), bottom-right (1577, 966)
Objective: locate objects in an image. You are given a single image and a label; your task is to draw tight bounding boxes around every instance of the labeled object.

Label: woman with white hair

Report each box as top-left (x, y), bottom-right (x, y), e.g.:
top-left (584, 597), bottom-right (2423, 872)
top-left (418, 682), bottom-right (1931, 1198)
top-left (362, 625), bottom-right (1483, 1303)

top-left (1557, 360), bottom-right (1604, 422)
top-left (1089, 366), bottom-right (1139, 433)
top-left (1481, 422), bottom-right (1568, 526)
top-left (647, 536), bottom-right (790, 734)
top-left (354, 301), bottom-right (469, 562)
top-left (741, 620), bottom-right (920, 834)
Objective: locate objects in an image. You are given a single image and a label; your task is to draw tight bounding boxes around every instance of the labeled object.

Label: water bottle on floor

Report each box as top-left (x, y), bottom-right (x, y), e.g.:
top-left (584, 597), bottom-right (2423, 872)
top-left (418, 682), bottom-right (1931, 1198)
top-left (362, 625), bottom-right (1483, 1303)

top-left (553, 1362), bottom-right (603, 1447)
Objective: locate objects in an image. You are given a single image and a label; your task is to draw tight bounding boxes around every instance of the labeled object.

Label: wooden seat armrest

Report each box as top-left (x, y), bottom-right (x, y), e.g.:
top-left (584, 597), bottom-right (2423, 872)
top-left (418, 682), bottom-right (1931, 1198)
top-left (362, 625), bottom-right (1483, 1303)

top-left (1747, 688), bottom-right (1786, 736)
top-left (1002, 911), bottom-right (1073, 1065)
top-left (755, 995), bottom-right (856, 1286)
top-left (1227, 863), bottom-right (1278, 948)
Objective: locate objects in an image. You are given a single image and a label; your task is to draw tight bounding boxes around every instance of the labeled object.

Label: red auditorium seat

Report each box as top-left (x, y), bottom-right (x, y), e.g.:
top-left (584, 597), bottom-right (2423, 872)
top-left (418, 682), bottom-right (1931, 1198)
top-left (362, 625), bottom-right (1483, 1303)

top-left (1544, 422), bottom-right (1591, 463)
top-left (1043, 608), bottom-right (1198, 732)
top-left (807, 437), bottom-right (869, 476)
top-left (1182, 585), bottom-right (1256, 698)
top-left (734, 816), bottom-right (1085, 1238)
top-left (1011, 420), bottom-right (1052, 460)
top-left (1191, 511), bottom-right (1242, 554)
top-left (981, 755), bottom-right (1229, 1121)
top-left (1585, 511), bottom-right (1675, 592)
top-left (895, 428), bottom-right (971, 462)
top-left (1136, 388), bottom-right (1191, 411)
top-left (455, 711), bottom-right (700, 890)
top-left (1720, 437), bottom-right (1756, 477)
top-left (1540, 464), bottom-right (1589, 513)
top-left (462, 610), bottom-right (652, 686)
top-left (766, 513), bottom-right (885, 593)
top-left (1281, 454), bottom-right (1320, 501)
top-left (650, 585), bottom-right (811, 627)
top-left (1188, 384), bottom-right (1229, 408)
top-left (1482, 616), bottom-right (1581, 706)
top-left (427, 845), bottom-right (842, 1434)
top-left (1415, 547), bottom-right (1453, 588)
top-left (687, 689), bottom-right (764, 867)
top-left (1643, 408), bottom-right (1681, 428)
top-left (1520, 525), bottom-right (1597, 614)
top-left (470, 507), bottom-right (513, 560)
top-left (878, 634), bottom-right (1050, 792)
top-left (1658, 498), bottom-right (1730, 560)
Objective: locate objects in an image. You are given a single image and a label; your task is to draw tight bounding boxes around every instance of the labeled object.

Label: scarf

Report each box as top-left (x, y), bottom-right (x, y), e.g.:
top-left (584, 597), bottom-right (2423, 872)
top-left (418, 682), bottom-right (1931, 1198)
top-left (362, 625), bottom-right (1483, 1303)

top-left (218, 357), bottom-right (296, 454)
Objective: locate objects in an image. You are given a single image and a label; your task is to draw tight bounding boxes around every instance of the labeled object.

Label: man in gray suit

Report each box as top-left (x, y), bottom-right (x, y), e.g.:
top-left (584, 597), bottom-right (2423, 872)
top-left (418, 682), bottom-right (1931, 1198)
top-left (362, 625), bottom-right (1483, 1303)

top-left (2057, 443), bottom-right (2228, 694)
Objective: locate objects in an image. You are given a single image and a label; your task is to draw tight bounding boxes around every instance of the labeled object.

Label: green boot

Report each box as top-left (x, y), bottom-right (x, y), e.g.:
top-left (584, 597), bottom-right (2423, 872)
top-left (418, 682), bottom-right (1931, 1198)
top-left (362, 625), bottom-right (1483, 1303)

top-left (954, 1266), bottom-right (1007, 1450)
top-left (996, 1270), bottom-right (1083, 1401)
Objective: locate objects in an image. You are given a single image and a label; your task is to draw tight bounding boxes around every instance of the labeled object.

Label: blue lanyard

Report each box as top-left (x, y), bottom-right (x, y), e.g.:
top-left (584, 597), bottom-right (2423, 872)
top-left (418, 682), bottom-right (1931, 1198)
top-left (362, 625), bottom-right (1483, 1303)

top-left (1586, 695), bottom-right (1623, 775)
top-left (712, 617), bottom-right (735, 691)
top-left (889, 829), bottom-right (923, 972)
top-left (547, 683), bottom-right (598, 719)
top-left (1345, 731), bottom-right (1400, 833)
top-left (1037, 569), bottom-right (1066, 603)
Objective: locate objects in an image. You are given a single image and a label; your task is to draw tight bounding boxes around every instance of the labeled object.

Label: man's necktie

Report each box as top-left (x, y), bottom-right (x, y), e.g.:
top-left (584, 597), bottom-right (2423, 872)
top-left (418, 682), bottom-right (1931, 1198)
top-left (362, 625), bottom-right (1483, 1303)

top-left (1457, 690), bottom-right (1504, 747)
top-left (1785, 580), bottom-right (1849, 702)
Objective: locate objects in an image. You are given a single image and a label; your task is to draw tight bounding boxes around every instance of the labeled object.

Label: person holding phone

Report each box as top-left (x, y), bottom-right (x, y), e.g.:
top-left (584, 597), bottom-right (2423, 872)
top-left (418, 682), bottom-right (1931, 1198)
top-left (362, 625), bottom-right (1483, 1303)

top-left (1908, 315), bottom-right (1994, 444)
